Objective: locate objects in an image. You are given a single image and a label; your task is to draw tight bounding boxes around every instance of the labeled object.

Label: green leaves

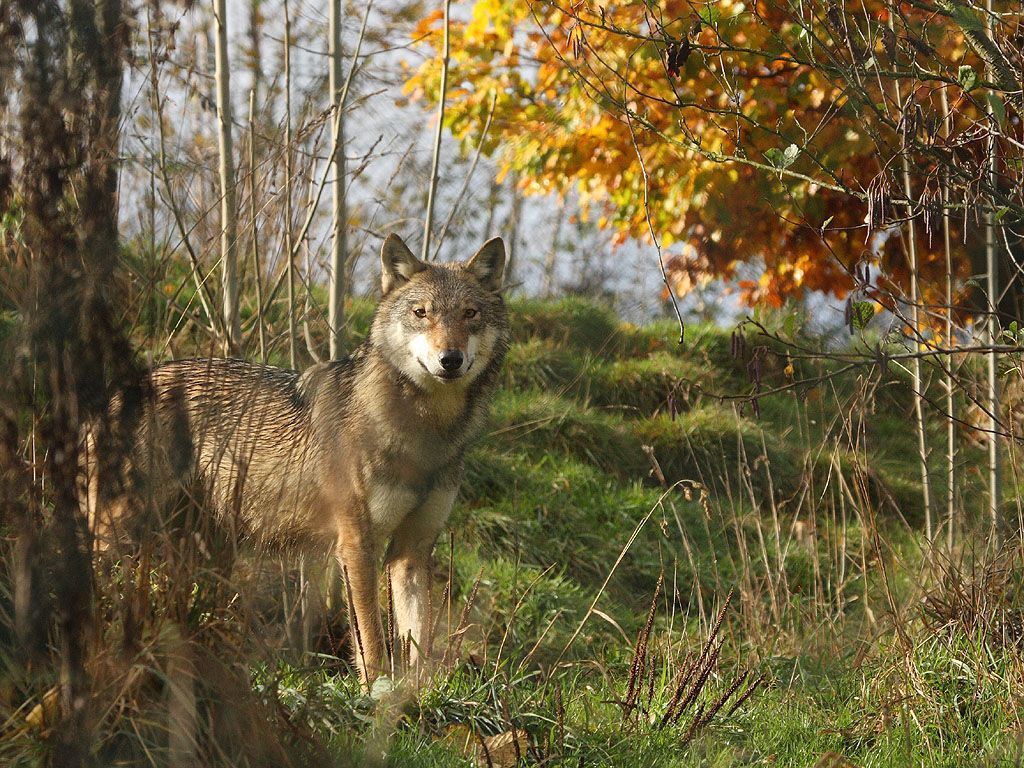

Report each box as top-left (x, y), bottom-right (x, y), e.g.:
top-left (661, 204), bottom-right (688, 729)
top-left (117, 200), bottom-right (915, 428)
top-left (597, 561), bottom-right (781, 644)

top-left (845, 299), bottom-right (875, 332)
top-left (940, 0), bottom-right (987, 34)
top-left (696, 5), bottom-right (722, 25)
top-left (851, 301), bottom-right (874, 331)
top-left (957, 65), bottom-right (978, 91)
top-left (765, 143), bottom-right (800, 170)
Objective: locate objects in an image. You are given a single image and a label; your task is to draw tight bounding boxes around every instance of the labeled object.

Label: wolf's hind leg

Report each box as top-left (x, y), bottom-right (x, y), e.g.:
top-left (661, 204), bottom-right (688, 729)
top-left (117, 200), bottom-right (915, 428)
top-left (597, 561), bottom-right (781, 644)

top-left (79, 428), bottom-right (132, 554)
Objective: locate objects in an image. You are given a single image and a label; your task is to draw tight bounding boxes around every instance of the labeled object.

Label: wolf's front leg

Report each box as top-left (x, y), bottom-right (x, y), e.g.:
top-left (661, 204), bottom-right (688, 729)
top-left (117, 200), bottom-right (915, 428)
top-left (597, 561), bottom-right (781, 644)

top-left (336, 536), bottom-right (387, 688)
top-left (385, 484), bottom-right (457, 675)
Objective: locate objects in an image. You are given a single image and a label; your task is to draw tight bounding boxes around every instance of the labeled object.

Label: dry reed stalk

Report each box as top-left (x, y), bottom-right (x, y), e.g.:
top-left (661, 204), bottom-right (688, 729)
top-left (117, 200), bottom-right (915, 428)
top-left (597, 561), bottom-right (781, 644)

top-left (671, 641), bottom-right (722, 726)
top-left (659, 652), bottom-right (698, 729)
top-left (442, 567), bottom-right (484, 668)
top-left (727, 672), bottom-right (766, 716)
top-left (624, 572), bottom-right (663, 720)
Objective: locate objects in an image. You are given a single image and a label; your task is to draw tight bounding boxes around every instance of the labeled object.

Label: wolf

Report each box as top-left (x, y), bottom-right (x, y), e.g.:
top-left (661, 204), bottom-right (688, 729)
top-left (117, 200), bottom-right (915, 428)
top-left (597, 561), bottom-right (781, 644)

top-left (81, 233), bottom-right (509, 685)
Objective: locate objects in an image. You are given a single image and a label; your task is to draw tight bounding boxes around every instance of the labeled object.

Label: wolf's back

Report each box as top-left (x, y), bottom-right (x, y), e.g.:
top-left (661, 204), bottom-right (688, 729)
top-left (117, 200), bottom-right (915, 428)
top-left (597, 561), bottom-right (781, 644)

top-left (87, 358), bottom-right (349, 547)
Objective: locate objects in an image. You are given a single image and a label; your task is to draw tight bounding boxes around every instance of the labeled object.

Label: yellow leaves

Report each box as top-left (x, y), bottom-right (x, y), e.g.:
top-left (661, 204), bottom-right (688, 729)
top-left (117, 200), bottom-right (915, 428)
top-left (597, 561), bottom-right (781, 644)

top-left (466, 0), bottom-right (497, 40)
top-left (10, 685), bottom-right (61, 739)
top-left (496, 161), bottom-right (511, 185)
top-left (444, 725), bottom-right (529, 767)
top-left (25, 687), bottom-right (60, 732)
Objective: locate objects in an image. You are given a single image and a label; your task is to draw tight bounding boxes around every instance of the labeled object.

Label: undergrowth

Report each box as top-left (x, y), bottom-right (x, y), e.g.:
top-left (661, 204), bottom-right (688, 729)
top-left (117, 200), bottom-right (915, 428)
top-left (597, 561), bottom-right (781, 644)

top-left (1, 297), bottom-right (1020, 767)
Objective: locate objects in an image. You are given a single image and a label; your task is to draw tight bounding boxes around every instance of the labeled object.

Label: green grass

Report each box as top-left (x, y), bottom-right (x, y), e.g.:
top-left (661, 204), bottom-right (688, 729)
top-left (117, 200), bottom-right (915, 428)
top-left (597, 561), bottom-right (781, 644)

top-left (252, 298), bottom-right (1015, 768)
top-left (3, 297), bottom-right (1019, 767)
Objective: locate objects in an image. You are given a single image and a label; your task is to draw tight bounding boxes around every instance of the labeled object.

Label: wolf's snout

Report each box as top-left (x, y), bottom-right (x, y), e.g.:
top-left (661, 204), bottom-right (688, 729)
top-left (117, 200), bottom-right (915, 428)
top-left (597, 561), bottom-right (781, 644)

top-left (439, 349), bottom-right (464, 371)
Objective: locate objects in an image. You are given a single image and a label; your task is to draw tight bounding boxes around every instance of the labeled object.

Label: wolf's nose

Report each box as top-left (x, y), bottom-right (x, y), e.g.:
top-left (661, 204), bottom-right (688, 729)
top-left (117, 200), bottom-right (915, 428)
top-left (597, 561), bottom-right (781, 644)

top-left (439, 349), bottom-right (464, 371)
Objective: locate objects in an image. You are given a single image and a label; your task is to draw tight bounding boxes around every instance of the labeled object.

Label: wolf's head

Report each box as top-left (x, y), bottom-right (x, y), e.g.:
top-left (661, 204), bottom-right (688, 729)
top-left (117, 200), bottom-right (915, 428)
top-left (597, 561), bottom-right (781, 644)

top-left (370, 234), bottom-right (509, 389)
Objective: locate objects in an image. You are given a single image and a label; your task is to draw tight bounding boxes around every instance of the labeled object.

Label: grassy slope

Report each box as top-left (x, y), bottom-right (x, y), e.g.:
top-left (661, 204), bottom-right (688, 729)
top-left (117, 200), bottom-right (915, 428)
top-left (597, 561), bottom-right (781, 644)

top-left (259, 298), bottom-right (1014, 767)
top-left (6, 297), bottom-right (1014, 766)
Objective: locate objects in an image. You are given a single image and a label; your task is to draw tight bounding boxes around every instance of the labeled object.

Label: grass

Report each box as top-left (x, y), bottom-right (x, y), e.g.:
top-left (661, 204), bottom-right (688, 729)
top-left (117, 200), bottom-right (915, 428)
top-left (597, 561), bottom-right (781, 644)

top-left (2, 296), bottom-right (1021, 767)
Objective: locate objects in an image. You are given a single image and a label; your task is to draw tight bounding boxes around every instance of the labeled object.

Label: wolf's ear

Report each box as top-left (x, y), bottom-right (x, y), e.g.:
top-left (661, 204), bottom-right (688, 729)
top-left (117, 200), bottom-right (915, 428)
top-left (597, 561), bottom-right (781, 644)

top-left (381, 234), bottom-right (425, 294)
top-left (466, 237), bottom-right (506, 291)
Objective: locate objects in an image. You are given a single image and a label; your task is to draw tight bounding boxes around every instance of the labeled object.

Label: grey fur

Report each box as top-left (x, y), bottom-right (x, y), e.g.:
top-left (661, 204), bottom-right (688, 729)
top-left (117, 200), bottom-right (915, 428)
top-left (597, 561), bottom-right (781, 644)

top-left (82, 234), bottom-right (510, 685)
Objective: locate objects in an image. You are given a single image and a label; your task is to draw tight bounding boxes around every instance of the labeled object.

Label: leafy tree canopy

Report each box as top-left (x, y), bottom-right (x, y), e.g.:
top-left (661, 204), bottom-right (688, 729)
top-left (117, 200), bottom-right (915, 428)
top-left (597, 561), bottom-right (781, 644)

top-left (405, 0), bottom-right (1018, 310)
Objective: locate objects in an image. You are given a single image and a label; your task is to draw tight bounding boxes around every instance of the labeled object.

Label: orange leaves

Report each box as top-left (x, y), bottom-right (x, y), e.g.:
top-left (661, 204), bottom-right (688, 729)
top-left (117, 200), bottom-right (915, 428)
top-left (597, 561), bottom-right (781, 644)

top-left (404, 0), bottom-right (997, 307)
top-left (411, 8), bottom-right (444, 39)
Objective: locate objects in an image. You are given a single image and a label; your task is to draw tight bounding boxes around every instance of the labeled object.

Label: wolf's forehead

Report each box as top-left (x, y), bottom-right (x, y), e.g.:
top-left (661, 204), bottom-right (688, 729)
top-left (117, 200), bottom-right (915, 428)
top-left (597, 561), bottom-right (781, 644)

top-left (406, 267), bottom-right (480, 306)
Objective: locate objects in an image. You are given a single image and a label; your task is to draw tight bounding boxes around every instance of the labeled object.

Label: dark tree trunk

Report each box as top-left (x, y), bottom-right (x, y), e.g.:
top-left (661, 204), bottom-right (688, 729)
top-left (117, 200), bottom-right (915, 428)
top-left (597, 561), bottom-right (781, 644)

top-left (0, 2), bottom-right (135, 763)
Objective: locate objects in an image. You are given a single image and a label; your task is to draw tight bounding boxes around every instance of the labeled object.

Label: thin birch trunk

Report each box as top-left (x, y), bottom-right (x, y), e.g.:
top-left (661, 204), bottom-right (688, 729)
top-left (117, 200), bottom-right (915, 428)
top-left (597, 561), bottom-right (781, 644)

top-left (543, 198), bottom-right (565, 298)
top-left (249, 89), bottom-right (267, 362)
top-left (985, 0), bottom-right (1002, 540)
top-left (431, 93), bottom-right (497, 259)
top-left (506, 171), bottom-right (522, 289)
top-left (329, 0), bottom-right (347, 359)
top-left (422, 0), bottom-right (452, 261)
top-left (248, 0), bottom-right (263, 108)
top-left (246, 0), bottom-right (369, 338)
top-left (284, 1), bottom-right (296, 368)
top-left (303, 181), bottom-right (323, 364)
top-left (902, 155), bottom-right (933, 543)
top-left (889, 16), bottom-right (932, 541)
top-left (939, 86), bottom-right (956, 550)
top-left (214, 0), bottom-right (240, 352)
top-left (147, 17), bottom-right (220, 339)
top-left (148, 157), bottom-right (158, 337)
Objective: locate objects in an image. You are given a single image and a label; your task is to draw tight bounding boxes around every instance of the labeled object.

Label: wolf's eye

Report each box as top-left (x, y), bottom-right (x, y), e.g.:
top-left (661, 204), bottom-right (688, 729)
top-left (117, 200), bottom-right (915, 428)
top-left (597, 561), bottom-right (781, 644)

top-left (413, 307), bottom-right (427, 318)
top-left (464, 308), bottom-right (478, 319)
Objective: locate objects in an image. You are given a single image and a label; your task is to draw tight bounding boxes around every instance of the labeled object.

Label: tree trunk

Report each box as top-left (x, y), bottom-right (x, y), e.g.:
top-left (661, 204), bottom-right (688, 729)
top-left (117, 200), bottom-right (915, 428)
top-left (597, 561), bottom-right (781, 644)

top-left (985, 0), bottom-right (1002, 539)
top-left (506, 171), bottom-right (522, 290)
top-left (543, 198), bottom-right (565, 298)
top-left (284, 0), bottom-right (296, 368)
top-left (939, 86), bottom-right (956, 550)
top-left (421, 0), bottom-right (452, 261)
top-left (249, 89), bottom-right (267, 362)
top-left (890, 14), bottom-right (932, 541)
top-left (329, 0), bottom-right (347, 359)
top-left (247, 0), bottom-right (263, 107)
top-left (2, 2), bottom-right (134, 762)
top-left (214, 0), bottom-right (240, 352)
top-left (482, 177), bottom-right (499, 241)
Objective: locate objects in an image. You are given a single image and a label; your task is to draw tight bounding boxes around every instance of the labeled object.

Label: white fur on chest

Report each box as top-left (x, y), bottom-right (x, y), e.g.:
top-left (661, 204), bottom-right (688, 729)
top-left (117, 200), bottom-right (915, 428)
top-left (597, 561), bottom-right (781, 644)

top-left (367, 482), bottom-right (419, 539)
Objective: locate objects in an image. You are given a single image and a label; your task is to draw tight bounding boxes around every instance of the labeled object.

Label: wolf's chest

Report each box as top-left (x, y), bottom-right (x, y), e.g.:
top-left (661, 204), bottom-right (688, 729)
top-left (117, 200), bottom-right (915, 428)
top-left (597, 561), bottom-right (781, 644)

top-left (365, 481), bottom-right (422, 539)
